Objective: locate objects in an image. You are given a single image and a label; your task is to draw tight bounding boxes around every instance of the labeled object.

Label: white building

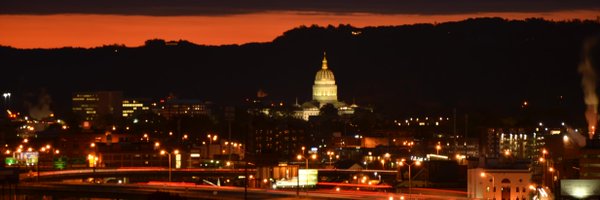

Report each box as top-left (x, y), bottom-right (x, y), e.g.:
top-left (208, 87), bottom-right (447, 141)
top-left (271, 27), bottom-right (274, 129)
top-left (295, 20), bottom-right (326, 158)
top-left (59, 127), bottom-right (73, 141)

top-left (468, 168), bottom-right (533, 200)
top-left (296, 52), bottom-right (356, 121)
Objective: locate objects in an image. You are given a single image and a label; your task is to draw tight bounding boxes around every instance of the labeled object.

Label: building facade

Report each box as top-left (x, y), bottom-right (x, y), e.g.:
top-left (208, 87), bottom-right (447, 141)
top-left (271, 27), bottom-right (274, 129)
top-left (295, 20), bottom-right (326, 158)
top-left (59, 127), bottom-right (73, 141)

top-left (580, 144), bottom-right (600, 179)
top-left (122, 98), bottom-right (152, 118)
top-left (159, 99), bottom-right (211, 119)
top-left (485, 128), bottom-right (545, 160)
top-left (72, 91), bottom-right (123, 126)
top-left (468, 168), bottom-right (533, 200)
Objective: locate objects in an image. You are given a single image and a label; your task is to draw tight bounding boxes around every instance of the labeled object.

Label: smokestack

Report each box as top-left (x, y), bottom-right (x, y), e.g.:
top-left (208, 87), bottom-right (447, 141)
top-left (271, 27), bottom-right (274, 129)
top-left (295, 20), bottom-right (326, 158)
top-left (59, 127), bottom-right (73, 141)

top-left (578, 38), bottom-right (599, 140)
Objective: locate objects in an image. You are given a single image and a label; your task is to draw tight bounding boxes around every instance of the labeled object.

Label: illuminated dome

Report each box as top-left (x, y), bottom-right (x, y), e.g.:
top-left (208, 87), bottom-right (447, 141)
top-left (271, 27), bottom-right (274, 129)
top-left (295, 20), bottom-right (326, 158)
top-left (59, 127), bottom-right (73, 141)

top-left (313, 52), bottom-right (338, 104)
top-left (315, 56), bottom-right (335, 82)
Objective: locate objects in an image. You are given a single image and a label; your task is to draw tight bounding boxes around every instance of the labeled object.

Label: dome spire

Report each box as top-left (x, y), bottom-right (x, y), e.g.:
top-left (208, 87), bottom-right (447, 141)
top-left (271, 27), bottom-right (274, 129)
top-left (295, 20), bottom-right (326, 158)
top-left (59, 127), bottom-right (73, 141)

top-left (321, 51), bottom-right (328, 69)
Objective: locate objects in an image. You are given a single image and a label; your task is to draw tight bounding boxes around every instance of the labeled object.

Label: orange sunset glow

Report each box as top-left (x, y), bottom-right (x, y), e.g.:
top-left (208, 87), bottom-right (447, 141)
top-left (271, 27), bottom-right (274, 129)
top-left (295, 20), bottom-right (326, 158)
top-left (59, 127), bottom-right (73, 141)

top-left (1, 10), bottom-right (598, 49)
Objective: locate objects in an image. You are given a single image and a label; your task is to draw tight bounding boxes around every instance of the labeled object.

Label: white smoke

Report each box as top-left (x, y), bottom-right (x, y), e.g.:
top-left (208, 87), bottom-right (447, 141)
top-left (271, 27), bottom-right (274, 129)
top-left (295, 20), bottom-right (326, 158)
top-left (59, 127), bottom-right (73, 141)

top-left (29, 90), bottom-right (53, 120)
top-left (578, 37), bottom-right (599, 139)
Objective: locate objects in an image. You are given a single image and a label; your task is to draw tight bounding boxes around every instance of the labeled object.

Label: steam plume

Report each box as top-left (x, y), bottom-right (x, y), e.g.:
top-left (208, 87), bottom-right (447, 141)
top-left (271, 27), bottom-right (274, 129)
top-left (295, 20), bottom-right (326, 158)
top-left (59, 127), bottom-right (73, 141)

top-left (29, 90), bottom-right (53, 120)
top-left (578, 37), bottom-right (599, 140)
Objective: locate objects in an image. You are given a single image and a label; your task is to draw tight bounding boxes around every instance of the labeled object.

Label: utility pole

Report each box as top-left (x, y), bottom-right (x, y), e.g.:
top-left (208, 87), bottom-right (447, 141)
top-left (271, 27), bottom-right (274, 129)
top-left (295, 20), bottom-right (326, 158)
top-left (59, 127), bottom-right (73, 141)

top-left (453, 108), bottom-right (457, 137)
top-left (244, 113), bottom-right (251, 200)
top-left (465, 114), bottom-right (469, 156)
top-left (225, 107), bottom-right (235, 162)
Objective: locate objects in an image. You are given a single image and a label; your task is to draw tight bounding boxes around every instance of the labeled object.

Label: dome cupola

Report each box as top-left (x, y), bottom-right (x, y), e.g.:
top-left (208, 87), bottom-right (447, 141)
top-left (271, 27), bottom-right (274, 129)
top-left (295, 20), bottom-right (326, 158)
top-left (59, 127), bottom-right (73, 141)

top-left (312, 52), bottom-right (338, 104)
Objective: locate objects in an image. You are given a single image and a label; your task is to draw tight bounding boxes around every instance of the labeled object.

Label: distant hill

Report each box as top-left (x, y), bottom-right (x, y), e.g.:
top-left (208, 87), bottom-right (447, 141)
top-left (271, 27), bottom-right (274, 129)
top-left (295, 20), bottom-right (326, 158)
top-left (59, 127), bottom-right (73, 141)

top-left (1, 17), bottom-right (599, 126)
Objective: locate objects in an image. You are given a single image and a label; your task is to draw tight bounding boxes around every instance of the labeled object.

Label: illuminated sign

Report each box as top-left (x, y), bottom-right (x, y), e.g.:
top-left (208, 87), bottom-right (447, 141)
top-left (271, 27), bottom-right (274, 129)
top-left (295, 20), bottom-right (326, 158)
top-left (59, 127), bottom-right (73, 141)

top-left (426, 154), bottom-right (448, 160)
top-left (175, 154), bottom-right (181, 169)
top-left (16, 152), bottom-right (38, 166)
top-left (54, 158), bottom-right (67, 169)
top-left (561, 179), bottom-right (600, 198)
top-left (274, 169), bottom-right (318, 189)
top-left (299, 169), bottom-right (318, 186)
top-left (5, 157), bottom-right (16, 166)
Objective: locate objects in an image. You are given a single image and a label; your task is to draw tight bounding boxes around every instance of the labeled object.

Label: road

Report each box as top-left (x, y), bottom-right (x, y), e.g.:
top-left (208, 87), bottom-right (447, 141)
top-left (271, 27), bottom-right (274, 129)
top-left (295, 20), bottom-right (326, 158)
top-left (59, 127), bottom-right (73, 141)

top-left (17, 181), bottom-right (469, 200)
top-left (14, 167), bottom-right (468, 199)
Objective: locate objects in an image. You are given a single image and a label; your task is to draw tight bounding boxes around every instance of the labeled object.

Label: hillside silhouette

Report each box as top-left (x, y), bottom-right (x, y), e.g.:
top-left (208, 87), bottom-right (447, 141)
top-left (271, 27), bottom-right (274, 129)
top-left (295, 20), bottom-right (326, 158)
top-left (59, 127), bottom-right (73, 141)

top-left (1, 17), bottom-right (599, 126)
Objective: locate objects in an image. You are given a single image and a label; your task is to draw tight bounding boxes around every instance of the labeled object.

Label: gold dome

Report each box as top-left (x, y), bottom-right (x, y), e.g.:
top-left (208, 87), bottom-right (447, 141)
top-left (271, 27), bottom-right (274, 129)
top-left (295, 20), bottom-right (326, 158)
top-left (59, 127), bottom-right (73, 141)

top-left (315, 53), bottom-right (335, 81)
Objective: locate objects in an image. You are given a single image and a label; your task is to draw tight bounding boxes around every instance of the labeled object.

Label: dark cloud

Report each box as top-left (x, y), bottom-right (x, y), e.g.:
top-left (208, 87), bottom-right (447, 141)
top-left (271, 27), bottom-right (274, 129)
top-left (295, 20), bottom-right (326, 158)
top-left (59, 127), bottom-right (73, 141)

top-left (2, 0), bottom-right (600, 16)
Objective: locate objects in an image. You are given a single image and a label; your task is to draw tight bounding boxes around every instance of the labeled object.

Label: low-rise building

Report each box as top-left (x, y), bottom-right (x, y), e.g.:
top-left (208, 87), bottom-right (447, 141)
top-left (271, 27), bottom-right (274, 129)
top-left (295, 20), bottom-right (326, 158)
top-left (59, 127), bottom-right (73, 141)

top-left (468, 167), bottom-right (532, 200)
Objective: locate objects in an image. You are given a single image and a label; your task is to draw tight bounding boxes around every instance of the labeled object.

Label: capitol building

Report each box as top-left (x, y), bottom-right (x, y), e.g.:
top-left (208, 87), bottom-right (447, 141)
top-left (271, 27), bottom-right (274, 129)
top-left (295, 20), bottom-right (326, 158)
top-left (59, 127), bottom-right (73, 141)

top-left (295, 53), bottom-right (356, 121)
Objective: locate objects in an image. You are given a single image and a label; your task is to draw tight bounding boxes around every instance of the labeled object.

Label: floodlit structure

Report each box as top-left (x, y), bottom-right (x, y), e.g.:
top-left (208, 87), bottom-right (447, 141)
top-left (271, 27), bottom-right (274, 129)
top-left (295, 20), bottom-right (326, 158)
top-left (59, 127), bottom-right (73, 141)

top-left (297, 52), bottom-right (356, 121)
top-left (468, 168), bottom-right (532, 200)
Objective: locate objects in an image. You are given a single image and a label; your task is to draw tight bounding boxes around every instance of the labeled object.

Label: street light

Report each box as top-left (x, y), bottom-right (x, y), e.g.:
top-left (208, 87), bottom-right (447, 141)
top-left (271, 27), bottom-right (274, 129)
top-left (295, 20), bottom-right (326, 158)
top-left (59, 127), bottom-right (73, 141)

top-left (504, 149), bottom-right (510, 157)
top-left (436, 144), bottom-right (441, 155)
top-left (2, 93), bottom-right (10, 109)
top-left (399, 159), bottom-right (421, 200)
top-left (456, 154), bottom-right (466, 165)
top-left (160, 149), bottom-right (179, 182)
top-left (327, 151), bottom-right (335, 167)
top-left (206, 134), bottom-right (218, 159)
top-left (365, 152), bottom-right (373, 170)
top-left (541, 148), bottom-right (548, 187)
top-left (296, 153), bottom-right (316, 169)
top-left (90, 142), bottom-right (98, 177)
top-left (481, 172), bottom-right (496, 200)
top-left (549, 167), bottom-right (560, 192)
top-left (87, 154), bottom-right (99, 183)
top-left (296, 150), bottom-right (317, 196)
top-left (37, 145), bottom-right (53, 182)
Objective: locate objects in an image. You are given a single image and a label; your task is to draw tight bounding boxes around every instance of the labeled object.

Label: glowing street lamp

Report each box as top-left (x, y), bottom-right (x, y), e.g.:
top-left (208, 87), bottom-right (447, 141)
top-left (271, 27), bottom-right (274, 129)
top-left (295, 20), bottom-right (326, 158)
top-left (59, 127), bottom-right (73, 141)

top-left (206, 134), bottom-right (218, 159)
top-left (296, 150), bottom-right (317, 196)
top-left (160, 149), bottom-right (180, 182)
top-left (541, 148), bottom-right (549, 186)
top-left (88, 153), bottom-right (100, 182)
top-left (435, 144), bottom-right (441, 154)
top-left (37, 145), bottom-right (54, 181)
top-left (297, 153), bottom-right (316, 169)
top-left (548, 166), bottom-right (560, 191)
top-left (2, 93), bottom-right (10, 109)
top-left (327, 151), bottom-right (335, 167)
top-left (399, 159), bottom-right (421, 199)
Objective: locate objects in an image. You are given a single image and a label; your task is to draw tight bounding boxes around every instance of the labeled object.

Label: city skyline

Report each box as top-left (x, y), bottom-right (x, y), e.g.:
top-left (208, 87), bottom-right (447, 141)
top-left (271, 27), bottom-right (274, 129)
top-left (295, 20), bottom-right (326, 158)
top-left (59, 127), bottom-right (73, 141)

top-left (3, 2), bottom-right (600, 199)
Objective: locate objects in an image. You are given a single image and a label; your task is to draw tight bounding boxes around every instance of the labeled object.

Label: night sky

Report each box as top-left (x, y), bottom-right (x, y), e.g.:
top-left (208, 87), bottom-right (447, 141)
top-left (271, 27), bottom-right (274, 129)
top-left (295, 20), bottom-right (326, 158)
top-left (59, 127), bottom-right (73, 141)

top-left (1, 1), bottom-right (600, 48)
